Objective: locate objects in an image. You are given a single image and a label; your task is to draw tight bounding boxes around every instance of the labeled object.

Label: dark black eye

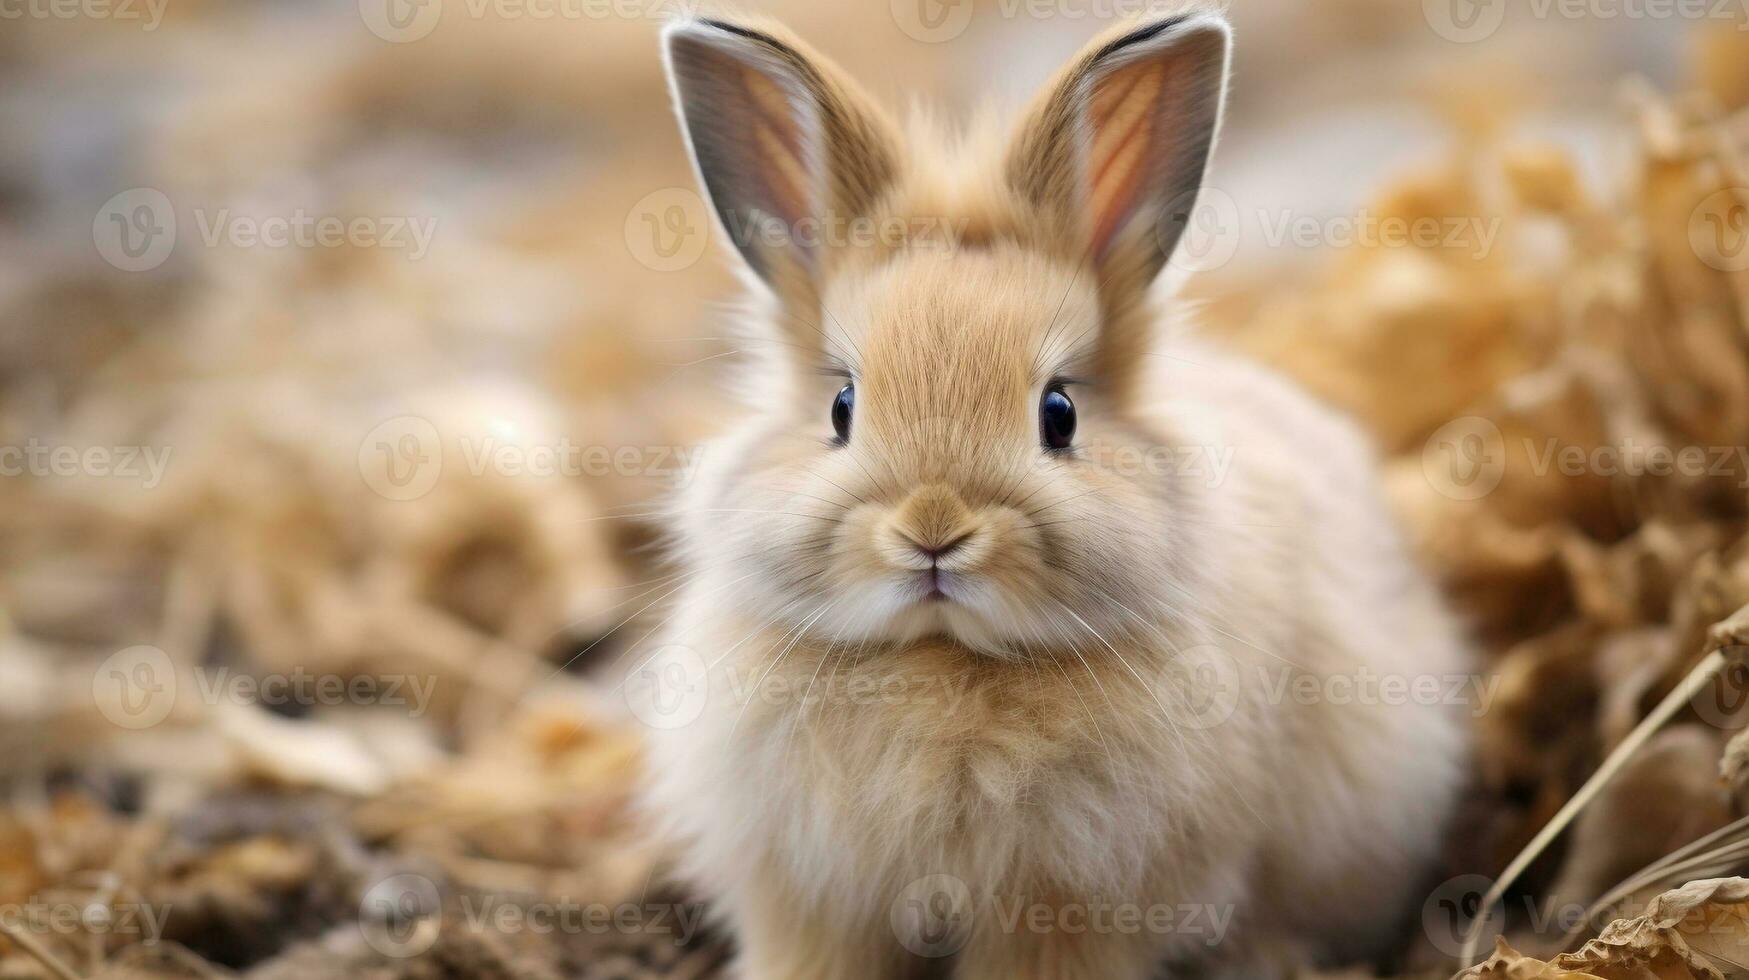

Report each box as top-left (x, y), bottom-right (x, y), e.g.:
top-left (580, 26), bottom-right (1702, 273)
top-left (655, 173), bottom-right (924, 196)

top-left (1040, 385), bottom-right (1076, 450)
top-left (831, 383), bottom-right (854, 443)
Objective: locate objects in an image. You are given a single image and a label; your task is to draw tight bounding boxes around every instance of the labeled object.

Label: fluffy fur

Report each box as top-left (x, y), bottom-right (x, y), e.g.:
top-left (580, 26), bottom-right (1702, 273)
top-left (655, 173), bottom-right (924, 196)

top-left (638, 6), bottom-right (1470, 977)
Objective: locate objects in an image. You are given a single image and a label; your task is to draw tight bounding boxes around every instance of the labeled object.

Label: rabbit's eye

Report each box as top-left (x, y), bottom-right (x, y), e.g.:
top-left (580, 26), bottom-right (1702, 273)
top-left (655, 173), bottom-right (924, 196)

top-left (831, 383), bottom-right (854, 443)
top-left (1040, 385), bottom-right (1076, 450)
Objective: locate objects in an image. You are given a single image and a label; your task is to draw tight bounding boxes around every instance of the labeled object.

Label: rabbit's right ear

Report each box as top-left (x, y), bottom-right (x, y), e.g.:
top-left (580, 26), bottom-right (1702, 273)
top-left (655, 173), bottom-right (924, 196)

top-left (663, 18), bottom-right (903, 308)
top-left (1006, 12), bottom-right (1231, 299)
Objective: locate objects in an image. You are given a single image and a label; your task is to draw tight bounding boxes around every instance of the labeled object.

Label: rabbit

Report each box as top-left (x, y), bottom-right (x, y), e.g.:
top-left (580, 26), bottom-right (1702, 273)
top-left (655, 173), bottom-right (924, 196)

top-left (633, 4), bottom-right (1471, 978)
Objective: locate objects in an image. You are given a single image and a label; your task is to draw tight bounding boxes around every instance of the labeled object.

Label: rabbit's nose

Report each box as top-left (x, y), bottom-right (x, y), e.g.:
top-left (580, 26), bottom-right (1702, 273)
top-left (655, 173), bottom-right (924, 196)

top-left (891, 483), bottom-right (975, 553)
top-left (879, 483), bottom-right (985, 571)
top-left (894, 528), bottom-right (974, 563)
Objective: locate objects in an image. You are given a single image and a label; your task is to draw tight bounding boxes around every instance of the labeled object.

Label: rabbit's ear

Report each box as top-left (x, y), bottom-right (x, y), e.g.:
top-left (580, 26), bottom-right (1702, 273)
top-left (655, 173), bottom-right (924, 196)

top-left (663, 18), bottom-right (902, 302)
top-left (1007, 11), bottom-right (1230, 297)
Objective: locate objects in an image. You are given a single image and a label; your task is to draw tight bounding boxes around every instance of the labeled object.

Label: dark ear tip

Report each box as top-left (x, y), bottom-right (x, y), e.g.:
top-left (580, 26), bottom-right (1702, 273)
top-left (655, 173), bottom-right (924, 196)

top-left (662, 16), bottom-right (795, 58)
top-left (1095, 9), bottom-right (1231, 62)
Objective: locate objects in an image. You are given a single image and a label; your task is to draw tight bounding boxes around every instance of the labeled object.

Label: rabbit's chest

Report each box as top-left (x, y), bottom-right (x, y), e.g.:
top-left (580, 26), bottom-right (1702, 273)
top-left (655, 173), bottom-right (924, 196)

top-left (715, 643), bottom-right (1238, 898)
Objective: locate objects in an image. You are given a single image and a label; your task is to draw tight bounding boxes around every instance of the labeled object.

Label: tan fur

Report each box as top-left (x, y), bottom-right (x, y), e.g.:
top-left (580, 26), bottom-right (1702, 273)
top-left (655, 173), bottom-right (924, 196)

top-left (644, 7), bottom-right (1470, 978)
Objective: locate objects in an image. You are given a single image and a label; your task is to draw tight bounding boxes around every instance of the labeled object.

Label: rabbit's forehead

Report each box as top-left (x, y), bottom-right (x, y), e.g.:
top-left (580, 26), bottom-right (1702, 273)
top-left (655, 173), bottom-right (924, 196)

top-left (826, 248), bottom-right (1098, 409)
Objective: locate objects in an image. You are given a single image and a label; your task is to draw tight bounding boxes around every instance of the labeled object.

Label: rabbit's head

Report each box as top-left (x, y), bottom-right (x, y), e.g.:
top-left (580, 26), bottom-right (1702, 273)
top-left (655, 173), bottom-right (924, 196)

top-left (662, 7), bottom-right (1231, 657)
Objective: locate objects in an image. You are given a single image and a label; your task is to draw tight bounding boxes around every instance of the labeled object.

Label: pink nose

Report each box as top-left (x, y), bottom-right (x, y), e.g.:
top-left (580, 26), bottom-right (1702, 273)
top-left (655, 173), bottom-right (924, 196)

top-left (901, 529), bottom-right (973, 562)
top-left (883, 484), bottom-right (982, 571)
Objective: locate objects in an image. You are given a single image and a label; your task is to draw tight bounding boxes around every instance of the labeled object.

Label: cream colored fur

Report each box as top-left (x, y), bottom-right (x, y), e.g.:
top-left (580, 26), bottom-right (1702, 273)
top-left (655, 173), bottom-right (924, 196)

top-left (640, 7), bottom-right (1470, 978)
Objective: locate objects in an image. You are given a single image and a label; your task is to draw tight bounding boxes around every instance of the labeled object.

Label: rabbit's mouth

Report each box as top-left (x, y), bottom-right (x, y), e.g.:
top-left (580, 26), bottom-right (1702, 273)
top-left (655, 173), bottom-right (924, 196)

top-left (921, 569), bottom-right (951, 601)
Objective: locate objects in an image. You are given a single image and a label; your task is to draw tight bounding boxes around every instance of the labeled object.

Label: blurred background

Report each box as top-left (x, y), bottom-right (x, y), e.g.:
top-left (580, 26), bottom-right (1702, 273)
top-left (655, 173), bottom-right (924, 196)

top-left (2, 0), bottom-right (1749, 977)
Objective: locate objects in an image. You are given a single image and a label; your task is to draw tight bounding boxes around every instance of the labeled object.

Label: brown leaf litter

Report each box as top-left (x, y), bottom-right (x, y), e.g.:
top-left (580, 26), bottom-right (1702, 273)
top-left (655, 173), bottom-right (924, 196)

top-left (3, 9), bottom-right (1749, 980)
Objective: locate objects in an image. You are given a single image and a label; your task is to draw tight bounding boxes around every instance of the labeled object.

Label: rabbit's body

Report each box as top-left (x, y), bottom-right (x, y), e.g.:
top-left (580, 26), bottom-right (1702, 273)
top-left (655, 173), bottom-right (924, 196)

top-left (640, 8), bottom-right (1469, 977)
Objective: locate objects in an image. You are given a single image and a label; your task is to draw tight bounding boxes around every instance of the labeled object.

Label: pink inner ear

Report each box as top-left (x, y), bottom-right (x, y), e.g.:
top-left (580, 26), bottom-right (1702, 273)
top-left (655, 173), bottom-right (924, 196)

top-left (1086, 61), bottom-right (1168, 261)
top-left (739, 63), bottom-right (814, 240)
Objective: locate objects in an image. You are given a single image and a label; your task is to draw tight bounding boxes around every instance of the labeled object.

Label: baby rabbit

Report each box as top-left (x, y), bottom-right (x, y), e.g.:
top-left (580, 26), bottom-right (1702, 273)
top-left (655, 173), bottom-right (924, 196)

top-left (637, 5), bottom-right (1470, 977)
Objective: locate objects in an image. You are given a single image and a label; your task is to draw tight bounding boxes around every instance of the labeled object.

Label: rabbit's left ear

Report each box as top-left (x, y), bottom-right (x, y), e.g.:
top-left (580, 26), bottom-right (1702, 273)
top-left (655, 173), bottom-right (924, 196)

top-left (663, 17), bottom-right (903, 310)
top-left (1006, 12), bottom-right (1231, 298)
